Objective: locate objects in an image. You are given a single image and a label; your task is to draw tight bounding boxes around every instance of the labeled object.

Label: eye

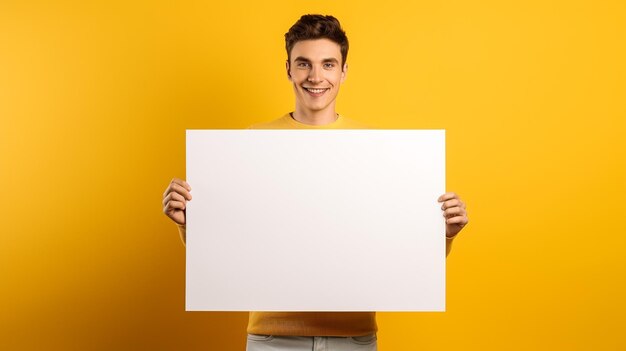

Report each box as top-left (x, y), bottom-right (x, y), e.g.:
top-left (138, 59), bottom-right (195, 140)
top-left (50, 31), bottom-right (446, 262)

top-left (323, 63), bottom-right (335, 69)
top-left (297, 62), bottom-right (310, 69)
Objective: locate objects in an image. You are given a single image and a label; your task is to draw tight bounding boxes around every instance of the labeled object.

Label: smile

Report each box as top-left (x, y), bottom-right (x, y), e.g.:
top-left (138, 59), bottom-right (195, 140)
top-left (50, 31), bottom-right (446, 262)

top-left (303, 87), bottom-right (330, 96)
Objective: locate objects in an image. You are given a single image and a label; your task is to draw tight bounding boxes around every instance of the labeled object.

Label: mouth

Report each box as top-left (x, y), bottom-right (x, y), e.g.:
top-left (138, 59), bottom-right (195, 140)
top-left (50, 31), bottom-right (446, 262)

top-left (303, 87), bottom-right (330, 97)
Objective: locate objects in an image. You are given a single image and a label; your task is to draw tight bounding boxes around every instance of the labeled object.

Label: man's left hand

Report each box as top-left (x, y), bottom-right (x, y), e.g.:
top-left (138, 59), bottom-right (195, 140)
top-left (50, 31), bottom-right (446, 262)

top-left (438, 192), bottom-right (469, 239)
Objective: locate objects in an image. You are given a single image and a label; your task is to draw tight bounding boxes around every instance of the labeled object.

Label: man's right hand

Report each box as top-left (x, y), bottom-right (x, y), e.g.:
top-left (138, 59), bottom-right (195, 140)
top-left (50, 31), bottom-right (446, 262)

top-left (162, 178), bottom-right (192, 226)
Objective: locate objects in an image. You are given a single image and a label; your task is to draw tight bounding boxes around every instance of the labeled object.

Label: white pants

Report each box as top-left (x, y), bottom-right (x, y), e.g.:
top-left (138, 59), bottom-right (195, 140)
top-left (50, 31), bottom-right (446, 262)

top-left (246, 333), bottom-right (378, 351)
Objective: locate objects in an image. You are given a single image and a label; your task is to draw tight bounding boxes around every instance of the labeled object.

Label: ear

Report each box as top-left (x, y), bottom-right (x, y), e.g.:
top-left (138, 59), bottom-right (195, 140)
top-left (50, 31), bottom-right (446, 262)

top-left (340, 63), bottom-right (348, 83)
top-left (286, 60), bottom-right (292, 80)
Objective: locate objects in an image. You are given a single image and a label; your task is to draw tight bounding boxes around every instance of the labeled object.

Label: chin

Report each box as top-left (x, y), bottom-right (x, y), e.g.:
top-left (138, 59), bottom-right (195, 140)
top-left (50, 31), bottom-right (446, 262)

top-left (306, 104), bottom-right (329, 112)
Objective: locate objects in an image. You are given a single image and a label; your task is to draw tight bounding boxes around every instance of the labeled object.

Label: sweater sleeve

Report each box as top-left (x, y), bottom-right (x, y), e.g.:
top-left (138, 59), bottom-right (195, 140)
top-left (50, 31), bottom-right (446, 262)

top-left (446, 235), bottom-right (456, 257)
top-left (178, 224), bottom-right (186, 247)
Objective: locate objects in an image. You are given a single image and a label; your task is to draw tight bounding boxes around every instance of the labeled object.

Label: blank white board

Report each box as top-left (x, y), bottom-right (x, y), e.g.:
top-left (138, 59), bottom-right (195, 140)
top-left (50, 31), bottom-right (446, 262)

top-left (186, 130), bottom-right (445, 311)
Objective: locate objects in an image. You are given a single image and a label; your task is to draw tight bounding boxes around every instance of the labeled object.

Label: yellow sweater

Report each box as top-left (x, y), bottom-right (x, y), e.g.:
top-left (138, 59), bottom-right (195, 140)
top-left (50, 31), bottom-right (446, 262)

top-left (178, 113), bottom-right (455, 336)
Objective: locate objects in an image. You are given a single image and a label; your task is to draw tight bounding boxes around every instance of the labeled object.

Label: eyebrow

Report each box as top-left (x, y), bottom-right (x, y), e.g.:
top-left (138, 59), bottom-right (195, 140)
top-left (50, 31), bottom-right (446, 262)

top-left (293, 56), bottom-right (340, 64)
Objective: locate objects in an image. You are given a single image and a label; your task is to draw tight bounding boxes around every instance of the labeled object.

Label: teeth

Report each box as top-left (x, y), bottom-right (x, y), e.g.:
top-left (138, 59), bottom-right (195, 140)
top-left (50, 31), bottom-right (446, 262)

top-left (305, 88), bottom-right (327, 94)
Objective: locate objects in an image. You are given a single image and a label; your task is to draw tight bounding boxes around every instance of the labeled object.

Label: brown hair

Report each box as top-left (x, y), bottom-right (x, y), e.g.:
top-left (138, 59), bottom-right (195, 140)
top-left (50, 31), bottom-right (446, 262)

top-left (285, 14), bottom-right (349, 67)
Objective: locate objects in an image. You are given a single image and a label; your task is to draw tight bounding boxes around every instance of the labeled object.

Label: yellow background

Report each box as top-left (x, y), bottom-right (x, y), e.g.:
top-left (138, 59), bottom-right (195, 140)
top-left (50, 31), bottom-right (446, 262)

top-left (1, 0), bottom-right (625, 350)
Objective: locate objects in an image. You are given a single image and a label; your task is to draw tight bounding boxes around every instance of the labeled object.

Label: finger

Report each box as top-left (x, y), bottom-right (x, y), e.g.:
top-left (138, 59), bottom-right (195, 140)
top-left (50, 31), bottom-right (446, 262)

top-left (441, 199), bottom-right (464, 210)
top-left (163, 202), bottom-right (186, 225)
top-left (162, 191), bottom-right (186, 207)
top-left (164, 178), bottom-right (191, 197)
top-left (164, 200), bottom-right (186, 214)
top-left (446, 215), bottom-right (469, 225)
top-left (443, 207), bottom-right (466, 218)
top-left (438, 192), bottom-right (458, 202)
top-left (171, 178), bottom-right (191, 191)
top-left (169, 182), bottom-right (192, 201)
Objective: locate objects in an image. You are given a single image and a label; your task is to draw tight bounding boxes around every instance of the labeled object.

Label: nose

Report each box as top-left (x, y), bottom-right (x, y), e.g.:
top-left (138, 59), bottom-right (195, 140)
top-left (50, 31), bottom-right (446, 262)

top-left (307, 66), bottom-right (322, 83)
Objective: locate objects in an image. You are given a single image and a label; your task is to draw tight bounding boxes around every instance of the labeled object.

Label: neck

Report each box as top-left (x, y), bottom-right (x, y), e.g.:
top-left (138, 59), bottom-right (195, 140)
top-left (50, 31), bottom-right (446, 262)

top-left (291, 104), bottom-right (338, 126)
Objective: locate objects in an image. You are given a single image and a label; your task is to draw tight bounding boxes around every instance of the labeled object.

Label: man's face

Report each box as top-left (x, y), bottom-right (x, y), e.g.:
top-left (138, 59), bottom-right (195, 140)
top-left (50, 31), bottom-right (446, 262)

top-left (287, 38), bottom-right (347, 115)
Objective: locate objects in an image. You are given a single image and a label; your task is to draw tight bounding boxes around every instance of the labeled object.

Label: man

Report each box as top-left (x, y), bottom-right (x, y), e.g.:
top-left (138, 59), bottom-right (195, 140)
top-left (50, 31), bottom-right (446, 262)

top-left (162, 14), bottom-right (468, 351)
